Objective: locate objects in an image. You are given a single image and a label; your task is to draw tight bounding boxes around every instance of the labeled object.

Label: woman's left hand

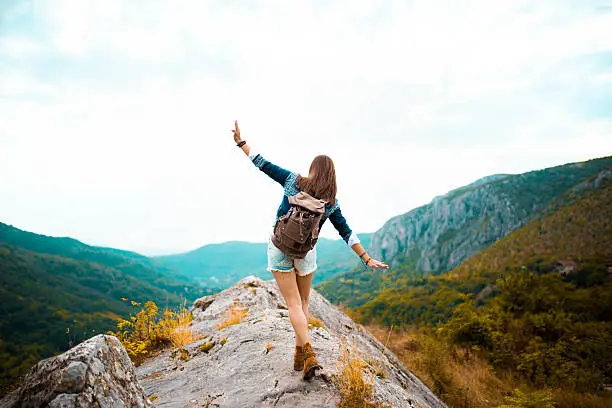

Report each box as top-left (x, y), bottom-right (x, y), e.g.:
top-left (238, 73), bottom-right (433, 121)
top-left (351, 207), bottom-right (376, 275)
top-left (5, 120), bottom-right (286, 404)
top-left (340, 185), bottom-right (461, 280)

top-left (367, 258), bottom-right (389, 269)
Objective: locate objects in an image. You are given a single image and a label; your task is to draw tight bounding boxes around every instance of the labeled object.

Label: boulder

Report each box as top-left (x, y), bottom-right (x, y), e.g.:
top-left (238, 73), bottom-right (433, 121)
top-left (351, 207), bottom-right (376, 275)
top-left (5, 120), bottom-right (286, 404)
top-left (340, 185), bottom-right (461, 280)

top-left (0, 334), bottom-right (152, 408)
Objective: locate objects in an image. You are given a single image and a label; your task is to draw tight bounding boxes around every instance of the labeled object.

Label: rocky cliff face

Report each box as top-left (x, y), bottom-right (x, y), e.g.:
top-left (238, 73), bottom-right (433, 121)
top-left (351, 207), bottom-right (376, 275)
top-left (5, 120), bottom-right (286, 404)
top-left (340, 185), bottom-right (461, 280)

top-left (368, 157), bottom-right (612, 272)
top-left (1, 276), bottom-right (445, 408)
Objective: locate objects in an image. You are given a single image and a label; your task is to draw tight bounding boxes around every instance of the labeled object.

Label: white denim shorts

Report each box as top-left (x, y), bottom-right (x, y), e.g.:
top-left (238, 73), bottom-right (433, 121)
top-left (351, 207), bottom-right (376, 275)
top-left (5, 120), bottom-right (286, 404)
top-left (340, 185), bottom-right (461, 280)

top-left (266, 232), bottom-right (317, 276)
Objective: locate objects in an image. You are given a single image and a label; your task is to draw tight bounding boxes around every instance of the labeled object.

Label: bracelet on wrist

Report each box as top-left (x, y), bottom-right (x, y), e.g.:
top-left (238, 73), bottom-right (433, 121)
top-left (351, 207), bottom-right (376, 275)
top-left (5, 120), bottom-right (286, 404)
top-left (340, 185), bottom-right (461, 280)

top-left (358, 251), bottom-right (366, 259)
top-left (237, 140), bottom-right (246, 148)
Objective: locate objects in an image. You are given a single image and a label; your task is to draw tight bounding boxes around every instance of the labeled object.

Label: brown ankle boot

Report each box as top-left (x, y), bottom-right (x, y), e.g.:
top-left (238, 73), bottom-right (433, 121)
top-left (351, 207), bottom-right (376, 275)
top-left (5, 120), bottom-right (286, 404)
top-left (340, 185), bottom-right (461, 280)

top-left (301, 342), bottom-right (322, 380)
top-left (294, 345), bottom-right (305, 371)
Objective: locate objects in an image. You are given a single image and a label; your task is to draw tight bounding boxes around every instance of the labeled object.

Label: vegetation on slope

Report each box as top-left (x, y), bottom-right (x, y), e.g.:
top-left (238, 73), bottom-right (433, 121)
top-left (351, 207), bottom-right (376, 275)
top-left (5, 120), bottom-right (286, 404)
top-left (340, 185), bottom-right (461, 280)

top-left (356, 175), bottom-right (612, 327)
top-left (0, 222), bottom-right (203, 296)
top-left (0, 224), bottom-right (216, 395)
top-left (353, 176), bottom-right (612, 405)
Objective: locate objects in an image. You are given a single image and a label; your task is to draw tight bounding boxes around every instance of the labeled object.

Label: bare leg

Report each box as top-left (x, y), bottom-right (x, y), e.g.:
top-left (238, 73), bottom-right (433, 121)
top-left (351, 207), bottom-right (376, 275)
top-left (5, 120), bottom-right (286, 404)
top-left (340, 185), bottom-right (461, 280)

top-left (272, 269), bottom-right (310, 347)
top-left (296, 272), bottom-right (314, 322)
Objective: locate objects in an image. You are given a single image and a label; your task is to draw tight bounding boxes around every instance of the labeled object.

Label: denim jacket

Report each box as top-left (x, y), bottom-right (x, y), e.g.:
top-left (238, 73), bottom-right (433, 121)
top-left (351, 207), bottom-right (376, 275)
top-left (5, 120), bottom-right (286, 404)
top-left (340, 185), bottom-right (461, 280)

top-left (249, 152), bottom-right (360, 247)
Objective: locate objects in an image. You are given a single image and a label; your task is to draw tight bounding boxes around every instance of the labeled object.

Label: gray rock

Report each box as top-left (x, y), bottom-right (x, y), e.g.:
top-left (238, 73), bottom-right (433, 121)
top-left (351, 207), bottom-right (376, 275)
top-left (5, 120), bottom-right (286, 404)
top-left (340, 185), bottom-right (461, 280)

top-left (57, 362), bottom-right (88, 393)
top-left (0, 334), bottom-right (153, 408)
top-left (48, 394), bottom-right (77, 408)
top-left (136, 276), bottom-right (446, 408)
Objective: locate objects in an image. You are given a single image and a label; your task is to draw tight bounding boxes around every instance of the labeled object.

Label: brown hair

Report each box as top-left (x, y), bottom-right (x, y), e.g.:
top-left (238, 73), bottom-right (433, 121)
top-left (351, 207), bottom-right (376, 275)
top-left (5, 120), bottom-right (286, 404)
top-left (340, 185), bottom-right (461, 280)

top-left (296, 155), bottom-right (337, 204)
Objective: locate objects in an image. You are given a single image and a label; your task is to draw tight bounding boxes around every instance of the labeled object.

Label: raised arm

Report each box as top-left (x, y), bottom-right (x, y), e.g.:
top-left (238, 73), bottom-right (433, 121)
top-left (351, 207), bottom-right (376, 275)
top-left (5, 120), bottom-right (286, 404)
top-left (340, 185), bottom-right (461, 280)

top-left (232, 120), bottom-right (292, 186)
top-left (329, 204), bottom-right (388, 270)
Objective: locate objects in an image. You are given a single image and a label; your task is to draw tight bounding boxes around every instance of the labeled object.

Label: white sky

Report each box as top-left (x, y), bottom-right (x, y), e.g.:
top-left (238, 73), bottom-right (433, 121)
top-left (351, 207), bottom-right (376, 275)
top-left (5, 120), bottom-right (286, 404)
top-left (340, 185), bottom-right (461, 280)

top-left (1, 0), bottom-right (611, 255)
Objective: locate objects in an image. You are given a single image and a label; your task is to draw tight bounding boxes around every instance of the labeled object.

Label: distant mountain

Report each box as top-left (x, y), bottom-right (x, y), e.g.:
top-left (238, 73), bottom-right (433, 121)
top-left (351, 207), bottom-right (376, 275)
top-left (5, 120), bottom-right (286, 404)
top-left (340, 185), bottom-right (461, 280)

top-left (350, 172), bottom-right (612, 395)
top-left (157, 241), bottom-right (267, 288)
top-left (370, 157), bottom-right (612, 271)
top-left (0, 223), bottom-right (218, 392)
top-left (318, 156), bottom-right (612, 307)
top-left (356, 168), bottom-right (612, 326)
top-left (155, 234), bottom-right (373, 288)
top-left (0, 223), bottom-right (207, 296)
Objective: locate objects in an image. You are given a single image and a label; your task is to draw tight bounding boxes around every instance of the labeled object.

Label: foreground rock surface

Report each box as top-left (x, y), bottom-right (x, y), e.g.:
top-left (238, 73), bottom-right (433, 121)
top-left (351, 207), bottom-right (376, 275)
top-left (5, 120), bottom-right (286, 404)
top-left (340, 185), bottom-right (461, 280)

top-left (1, 276), bottom-right (445, 407)
top-left (0, 334), bottom-right (152, 408)
top-left (136, 276), bottom-right (445, 408)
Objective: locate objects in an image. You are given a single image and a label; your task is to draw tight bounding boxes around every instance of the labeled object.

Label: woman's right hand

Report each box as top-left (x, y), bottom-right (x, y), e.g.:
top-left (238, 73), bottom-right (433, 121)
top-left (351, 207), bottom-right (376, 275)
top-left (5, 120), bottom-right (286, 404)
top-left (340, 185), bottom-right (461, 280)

top-left (232, 120), bottom-right (242, 143)
top-left (367, 257), bottom-right (389, 269)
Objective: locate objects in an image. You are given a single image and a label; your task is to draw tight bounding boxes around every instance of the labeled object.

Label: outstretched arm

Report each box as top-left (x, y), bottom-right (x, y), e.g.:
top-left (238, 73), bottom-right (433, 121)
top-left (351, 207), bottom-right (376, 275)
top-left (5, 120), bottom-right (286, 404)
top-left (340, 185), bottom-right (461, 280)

top-left (329, 205), bottom-right (388, 270)
top-left (232, 120), bottom-right (292, 186)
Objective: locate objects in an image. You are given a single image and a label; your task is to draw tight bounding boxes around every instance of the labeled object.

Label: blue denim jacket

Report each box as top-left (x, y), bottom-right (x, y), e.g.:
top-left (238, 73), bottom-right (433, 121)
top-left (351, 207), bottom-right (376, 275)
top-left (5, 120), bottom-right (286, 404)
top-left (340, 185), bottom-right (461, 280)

top-left (250, 153), bottom-right (359, 246)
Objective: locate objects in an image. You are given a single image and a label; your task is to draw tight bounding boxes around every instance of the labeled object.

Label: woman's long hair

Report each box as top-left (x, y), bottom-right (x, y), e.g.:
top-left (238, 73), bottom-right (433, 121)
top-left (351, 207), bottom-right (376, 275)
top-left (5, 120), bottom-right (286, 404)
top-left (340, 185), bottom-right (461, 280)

top-left (296, 155), bottom-right (337, 204)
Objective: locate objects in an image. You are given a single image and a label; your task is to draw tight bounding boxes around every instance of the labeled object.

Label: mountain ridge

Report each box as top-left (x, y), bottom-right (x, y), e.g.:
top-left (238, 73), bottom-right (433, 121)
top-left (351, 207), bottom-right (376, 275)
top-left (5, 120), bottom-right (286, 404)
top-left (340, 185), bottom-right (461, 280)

top-left (318, 156), bottom-right (612, 308)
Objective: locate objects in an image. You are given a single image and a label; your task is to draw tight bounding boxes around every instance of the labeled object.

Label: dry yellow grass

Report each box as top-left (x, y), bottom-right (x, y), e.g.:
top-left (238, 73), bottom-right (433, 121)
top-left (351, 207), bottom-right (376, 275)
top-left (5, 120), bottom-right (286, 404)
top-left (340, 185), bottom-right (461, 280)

top-left (168, 307), bottom-right (199, 349)
top-left (307, 316), bottom-right (326, 330)
top-left (334, 342), bottom-right (389, 408)
top-left (367, 324), bottom-right (612, 408)
top-left (367, 324), bottom-right (511, 408)
top-left (216, 304), bottom-right (249, 330)
top-left (551, 389), bottom-right (612, 408)
top-left (265, 343), bottom-right (273, 354)
top-left (364, 358), bottom-right (388, 380)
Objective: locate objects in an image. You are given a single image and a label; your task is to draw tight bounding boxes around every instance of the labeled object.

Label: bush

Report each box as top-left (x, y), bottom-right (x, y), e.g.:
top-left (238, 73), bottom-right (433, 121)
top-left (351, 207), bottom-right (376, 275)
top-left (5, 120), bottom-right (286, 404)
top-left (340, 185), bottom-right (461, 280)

top-left (107, 300), bottom-right (198, 365)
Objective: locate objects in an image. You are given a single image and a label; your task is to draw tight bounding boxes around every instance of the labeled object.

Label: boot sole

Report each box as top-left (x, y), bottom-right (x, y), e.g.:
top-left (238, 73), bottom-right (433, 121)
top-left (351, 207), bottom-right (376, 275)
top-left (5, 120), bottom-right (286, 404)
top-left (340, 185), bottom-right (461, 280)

top-left (302, 364), bottom-right (322, 380)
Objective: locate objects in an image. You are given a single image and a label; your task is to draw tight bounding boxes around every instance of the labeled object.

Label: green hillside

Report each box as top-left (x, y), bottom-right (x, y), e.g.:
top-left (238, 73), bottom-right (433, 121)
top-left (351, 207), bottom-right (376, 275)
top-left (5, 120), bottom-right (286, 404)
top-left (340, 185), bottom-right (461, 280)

top-left (155, 233), bottom-right (372, 287)
top-left (353, 175), bottom-right (612, 392)
top-left (0, 223), bottom-right (218, 394)
top-left (0, 223), bottom-right (203, 296)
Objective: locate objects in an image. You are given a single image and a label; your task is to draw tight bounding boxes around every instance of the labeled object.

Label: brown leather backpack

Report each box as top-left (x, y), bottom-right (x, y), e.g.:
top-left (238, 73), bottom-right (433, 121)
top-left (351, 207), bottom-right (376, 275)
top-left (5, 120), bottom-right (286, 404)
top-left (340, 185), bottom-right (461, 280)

top-left (271, 191), bottom-right (327, 259)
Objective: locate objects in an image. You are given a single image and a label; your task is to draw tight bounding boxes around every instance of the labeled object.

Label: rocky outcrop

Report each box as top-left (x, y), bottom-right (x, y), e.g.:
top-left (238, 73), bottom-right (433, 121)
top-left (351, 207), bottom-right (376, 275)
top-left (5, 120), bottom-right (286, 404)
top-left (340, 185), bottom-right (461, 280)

top-left (0, 334), bottom-right (152, 408)
top-left (136, 276), bottom-right (445, 407)
top-left (570, 168), bottom-right (612, 194)
top-left (1, 276), bottom-right (445, 408)
top-left (369, 175), bottom-right (526, 271)
top-left (368, 157), bottom-right (612, 272)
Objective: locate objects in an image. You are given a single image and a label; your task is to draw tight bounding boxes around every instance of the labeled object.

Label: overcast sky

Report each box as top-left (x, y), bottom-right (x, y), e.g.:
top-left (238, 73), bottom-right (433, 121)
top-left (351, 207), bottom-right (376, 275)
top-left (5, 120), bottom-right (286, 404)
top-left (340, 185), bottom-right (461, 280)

top-left (1, 0), bottom-right (611, 255)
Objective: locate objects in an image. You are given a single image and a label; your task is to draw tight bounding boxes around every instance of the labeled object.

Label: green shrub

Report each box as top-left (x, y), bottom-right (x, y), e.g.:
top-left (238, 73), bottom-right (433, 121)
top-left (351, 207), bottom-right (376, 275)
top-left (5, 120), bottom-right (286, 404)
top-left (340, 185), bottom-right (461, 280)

top-left (497, 388), bottom-right (555, 408)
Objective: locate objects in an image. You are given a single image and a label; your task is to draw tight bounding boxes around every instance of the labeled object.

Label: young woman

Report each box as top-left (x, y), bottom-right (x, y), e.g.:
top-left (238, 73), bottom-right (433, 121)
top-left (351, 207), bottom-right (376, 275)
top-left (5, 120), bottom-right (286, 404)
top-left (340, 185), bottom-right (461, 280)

top-left (231, 120), bottom-right (388, 380)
